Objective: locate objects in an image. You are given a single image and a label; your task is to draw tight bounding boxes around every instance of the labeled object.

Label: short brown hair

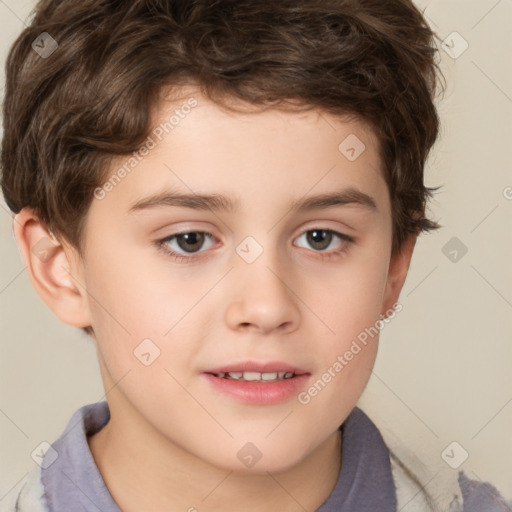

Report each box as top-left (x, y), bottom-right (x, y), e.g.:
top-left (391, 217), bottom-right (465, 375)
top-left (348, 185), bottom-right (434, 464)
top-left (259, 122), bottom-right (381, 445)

top-left (1, 0), bottom-right (442, 257)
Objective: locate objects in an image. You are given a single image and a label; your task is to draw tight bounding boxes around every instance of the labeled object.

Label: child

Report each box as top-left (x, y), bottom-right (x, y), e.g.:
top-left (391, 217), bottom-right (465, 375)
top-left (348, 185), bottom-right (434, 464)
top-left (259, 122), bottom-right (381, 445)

top-left (1, 0), bottom-right (510, 511)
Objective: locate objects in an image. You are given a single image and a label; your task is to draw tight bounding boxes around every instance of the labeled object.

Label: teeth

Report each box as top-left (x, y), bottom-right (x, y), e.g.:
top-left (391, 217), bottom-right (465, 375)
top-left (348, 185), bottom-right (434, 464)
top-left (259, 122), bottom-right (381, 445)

top-left (217, 371), bottom-right (296, 381)
top-left (243, 372), bottom-right (263, 381)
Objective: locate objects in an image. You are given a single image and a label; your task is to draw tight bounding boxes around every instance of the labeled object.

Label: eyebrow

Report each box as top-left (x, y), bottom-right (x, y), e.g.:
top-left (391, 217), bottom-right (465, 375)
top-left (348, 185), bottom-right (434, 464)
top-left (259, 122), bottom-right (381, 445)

top-left (128, 187), bottom-right (377, 214)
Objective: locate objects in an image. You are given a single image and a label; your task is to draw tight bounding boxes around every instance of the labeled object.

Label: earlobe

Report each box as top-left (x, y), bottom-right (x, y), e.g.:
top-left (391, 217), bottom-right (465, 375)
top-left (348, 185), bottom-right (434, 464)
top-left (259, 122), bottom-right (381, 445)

top-left (381, 234), bottom-right (417, 315)
top-left (12, 208), bottom-right (92, 329)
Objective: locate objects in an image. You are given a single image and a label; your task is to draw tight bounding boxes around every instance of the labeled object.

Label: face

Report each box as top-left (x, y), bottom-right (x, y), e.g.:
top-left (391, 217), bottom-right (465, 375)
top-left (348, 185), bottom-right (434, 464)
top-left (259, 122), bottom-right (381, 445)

top-left (77, 90), bottom-right (400, 473)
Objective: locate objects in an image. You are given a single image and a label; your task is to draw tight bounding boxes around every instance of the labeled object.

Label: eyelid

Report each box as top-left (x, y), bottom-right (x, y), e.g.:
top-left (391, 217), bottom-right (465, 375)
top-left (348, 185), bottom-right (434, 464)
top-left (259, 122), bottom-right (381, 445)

top-left (294, 220), bottom-right (356, 238)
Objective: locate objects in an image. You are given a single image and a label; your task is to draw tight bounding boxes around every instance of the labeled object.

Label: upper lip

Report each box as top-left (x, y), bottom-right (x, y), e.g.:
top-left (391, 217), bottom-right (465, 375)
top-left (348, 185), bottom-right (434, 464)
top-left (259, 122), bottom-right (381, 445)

top-left (204, 361), bottom-right (309, 375)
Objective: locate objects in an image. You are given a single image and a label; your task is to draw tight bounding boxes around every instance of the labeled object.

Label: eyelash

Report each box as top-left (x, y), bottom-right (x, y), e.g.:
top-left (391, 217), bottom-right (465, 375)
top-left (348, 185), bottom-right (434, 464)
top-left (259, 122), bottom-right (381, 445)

top-left (156, 228), bottom-right (354, 264)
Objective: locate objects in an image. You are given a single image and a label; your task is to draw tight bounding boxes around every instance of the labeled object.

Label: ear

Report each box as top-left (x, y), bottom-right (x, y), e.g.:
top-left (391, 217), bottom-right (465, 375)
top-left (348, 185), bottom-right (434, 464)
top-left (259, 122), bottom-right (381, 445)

top-left (12, 208), bottom-right (92, 328)
top-left (381, 233), bottom-right (417, 315)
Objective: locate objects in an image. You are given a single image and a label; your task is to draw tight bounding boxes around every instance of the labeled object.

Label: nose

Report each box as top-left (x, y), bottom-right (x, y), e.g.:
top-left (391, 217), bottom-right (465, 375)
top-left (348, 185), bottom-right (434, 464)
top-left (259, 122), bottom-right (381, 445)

top-left (224, 257), bottom-right (301, 335)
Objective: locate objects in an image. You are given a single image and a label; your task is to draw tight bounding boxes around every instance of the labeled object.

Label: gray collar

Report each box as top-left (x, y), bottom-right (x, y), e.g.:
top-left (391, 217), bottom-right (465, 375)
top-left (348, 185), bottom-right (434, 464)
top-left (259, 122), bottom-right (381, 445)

top-left (41, 402), bottom-right (396, 511)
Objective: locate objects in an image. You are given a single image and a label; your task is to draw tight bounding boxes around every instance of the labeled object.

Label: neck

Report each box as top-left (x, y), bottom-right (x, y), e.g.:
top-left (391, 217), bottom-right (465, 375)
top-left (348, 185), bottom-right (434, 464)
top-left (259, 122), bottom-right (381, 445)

top-left (88, 399), bottom-right (342, 512)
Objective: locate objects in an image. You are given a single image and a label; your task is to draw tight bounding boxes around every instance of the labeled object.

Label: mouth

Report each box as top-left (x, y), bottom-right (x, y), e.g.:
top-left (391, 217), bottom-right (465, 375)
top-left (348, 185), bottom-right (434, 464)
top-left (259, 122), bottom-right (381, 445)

top-left (204, 361), bottom-right (309, 382)
top-left (202, 363), bottom-right (310, 405)
top-left (207, 371), bottom-right (298, 382)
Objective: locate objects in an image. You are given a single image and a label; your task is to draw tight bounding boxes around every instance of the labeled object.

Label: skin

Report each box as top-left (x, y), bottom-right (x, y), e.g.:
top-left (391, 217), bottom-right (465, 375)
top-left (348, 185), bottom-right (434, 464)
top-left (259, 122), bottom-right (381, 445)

top-left (14, 89), bottom-right (416, 512)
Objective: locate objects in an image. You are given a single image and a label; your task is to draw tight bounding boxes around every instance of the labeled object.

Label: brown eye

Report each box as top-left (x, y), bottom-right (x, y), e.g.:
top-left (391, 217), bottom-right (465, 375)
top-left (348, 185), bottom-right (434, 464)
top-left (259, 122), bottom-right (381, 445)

top-left (174, 232), bottom-right (207, 253)
top-left (295, 229), bottom-right (352, 253)
top-left (305, 229), bottom-right (334, 251)
top-left (160, 231), bottom-right (215, 257)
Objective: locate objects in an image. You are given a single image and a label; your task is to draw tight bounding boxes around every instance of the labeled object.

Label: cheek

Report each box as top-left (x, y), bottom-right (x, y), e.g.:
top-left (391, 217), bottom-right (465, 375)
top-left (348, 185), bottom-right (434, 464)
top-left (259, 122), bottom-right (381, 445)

top-left (83, 242), bottom-right (215, 381)
top-left (84, 241), bottom-right (178, 333)
top-left (82, 247), bottom-right (164, 366)
top-left (298, 241), bottom-right (390, 408)
top-left (313, 245), bottom-right (390, 348)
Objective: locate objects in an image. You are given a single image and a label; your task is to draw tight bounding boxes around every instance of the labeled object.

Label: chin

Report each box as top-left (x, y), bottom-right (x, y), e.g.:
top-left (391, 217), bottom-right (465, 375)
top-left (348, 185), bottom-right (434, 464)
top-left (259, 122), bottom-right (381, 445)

top-left (204, 444), bottom-right (309, 475)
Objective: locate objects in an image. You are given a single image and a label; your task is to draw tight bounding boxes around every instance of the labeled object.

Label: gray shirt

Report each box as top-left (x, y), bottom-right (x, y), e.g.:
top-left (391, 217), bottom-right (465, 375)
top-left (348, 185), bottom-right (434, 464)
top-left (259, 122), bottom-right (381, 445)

top-left (38, 401), bottom-right (511, 511)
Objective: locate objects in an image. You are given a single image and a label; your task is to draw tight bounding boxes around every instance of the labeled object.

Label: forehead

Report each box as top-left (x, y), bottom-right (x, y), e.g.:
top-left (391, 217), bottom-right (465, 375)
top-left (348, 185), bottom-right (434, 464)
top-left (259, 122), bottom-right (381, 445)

top-left (153, 89), bottom-right (381, 159)
top-left (90, 89), bottom-right (389, 222)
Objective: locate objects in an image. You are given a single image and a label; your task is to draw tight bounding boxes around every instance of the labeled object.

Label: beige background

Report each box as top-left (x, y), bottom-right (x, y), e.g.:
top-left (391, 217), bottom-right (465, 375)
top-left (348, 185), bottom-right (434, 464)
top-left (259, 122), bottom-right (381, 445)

top-left (1, 0), bottom-right (511, 504)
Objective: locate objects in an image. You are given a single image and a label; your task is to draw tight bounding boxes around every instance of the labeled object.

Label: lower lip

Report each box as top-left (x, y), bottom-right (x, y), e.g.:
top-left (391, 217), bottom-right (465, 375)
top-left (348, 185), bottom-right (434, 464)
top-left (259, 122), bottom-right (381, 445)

top-left (203, 373), bottom-right (310, 405)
